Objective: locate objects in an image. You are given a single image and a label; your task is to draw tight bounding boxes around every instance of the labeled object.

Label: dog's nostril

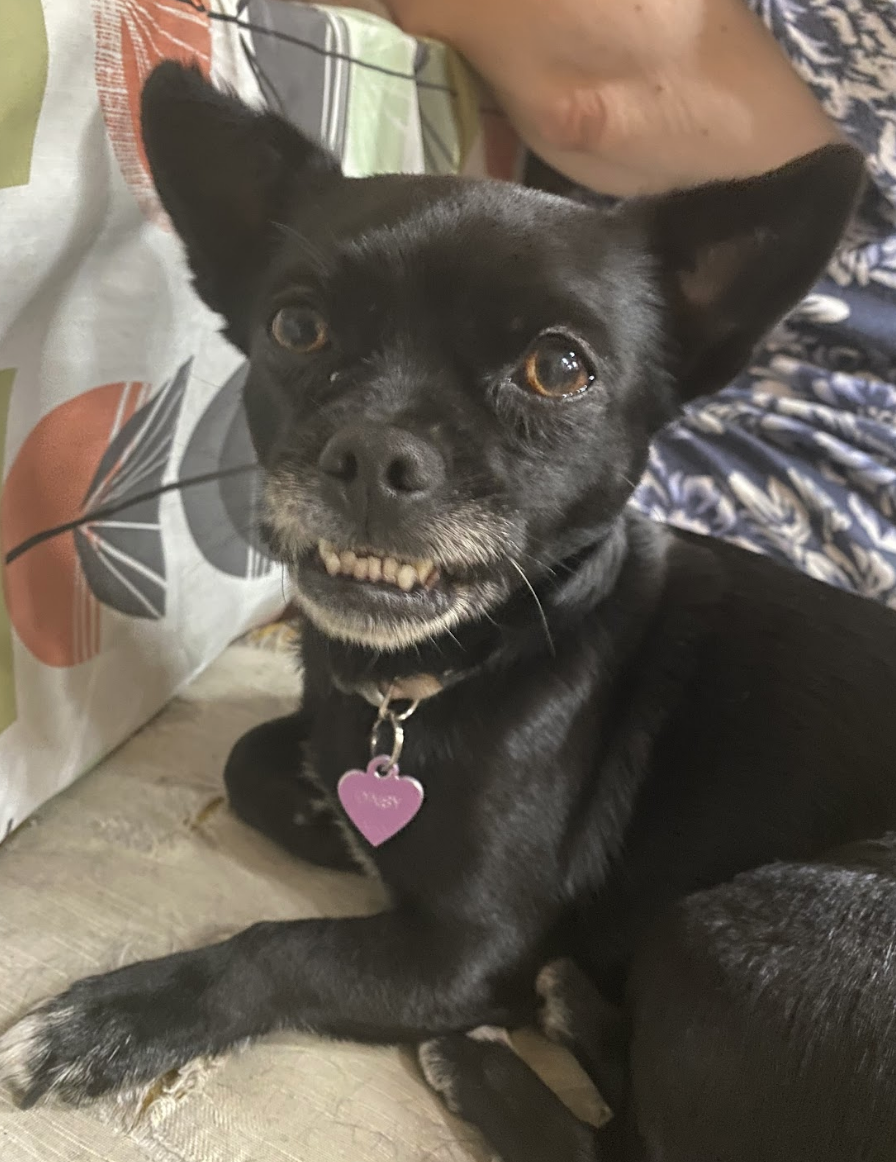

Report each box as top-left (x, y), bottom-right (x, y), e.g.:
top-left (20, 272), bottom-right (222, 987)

top-left (319, 439), bottom-right (358, 483)
top-left (385, 453), bottom-right (427, 494)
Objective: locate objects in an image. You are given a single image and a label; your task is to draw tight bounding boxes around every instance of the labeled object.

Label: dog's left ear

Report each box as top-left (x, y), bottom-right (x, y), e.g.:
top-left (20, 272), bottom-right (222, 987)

top-left (626, 143), bottom-right (865, 400)
top-left (141, 60), bottom-right (341, 349)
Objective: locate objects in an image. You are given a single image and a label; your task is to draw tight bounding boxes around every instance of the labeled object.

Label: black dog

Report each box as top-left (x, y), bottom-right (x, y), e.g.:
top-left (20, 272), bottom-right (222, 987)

top-left (421, 833), bottom-right (896, 1162)
top-left (1, 59), bottom-right (893, 1161)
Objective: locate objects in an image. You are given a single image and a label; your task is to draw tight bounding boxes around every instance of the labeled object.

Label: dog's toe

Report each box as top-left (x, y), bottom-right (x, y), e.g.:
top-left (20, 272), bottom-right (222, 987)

top-left (536, 959), bottom-right (576, 1043)
top-left (0, 1004), bottom-right (80, 1108)
top-left (467, 1024), bottom-right (513, 1046)
top-left (418, 1037), bottom-right (464, 1114)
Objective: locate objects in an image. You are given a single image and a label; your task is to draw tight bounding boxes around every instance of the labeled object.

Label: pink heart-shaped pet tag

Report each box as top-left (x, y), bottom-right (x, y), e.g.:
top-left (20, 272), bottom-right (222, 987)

top-left (337, 756), bottom-right (425, 847)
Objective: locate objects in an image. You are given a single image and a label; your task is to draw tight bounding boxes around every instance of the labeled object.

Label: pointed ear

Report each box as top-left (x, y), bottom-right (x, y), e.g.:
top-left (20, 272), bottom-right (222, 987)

top-left (140, 61), bottom-right (341, 347)
top-left (626, 144), bottom-right (865, 399)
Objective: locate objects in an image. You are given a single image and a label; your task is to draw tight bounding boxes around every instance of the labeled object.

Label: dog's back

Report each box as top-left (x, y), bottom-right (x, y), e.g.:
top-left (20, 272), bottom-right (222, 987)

top-left (627, 834), bottom-right (896, 1162)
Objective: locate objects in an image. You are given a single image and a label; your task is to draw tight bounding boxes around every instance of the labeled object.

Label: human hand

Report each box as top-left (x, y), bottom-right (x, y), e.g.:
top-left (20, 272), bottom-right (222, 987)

top-left (388, 0), bottom-right (839, 194)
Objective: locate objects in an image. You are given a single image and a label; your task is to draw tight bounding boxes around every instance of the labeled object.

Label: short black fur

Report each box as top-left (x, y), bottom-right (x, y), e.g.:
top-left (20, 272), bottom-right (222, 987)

top-left (2, 60), bottom-right (892, 1162)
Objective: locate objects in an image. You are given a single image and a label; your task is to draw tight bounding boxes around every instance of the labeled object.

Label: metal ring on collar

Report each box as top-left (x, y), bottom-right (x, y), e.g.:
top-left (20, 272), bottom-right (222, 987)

top-left (370, 712), bottom-right (405, 767)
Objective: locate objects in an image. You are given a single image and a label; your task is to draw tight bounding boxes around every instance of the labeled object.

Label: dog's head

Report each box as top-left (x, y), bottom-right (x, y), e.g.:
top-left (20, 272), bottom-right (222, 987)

top-left (142, 62), bottom-right (863, 652)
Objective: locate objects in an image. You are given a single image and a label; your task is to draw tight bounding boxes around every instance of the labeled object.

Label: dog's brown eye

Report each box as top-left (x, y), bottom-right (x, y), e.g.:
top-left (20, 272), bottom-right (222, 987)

top-left (524, 335), bottom-right (594, 397)
top-left (270, 306), bottom-right (328, 353)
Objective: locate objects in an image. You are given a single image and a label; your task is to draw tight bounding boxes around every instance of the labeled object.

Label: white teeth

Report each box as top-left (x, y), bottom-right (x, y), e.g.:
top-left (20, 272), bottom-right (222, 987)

top-left (317, 542), bottom-right (438, 593)
top-left (396, 565), bottom-right (416, 592)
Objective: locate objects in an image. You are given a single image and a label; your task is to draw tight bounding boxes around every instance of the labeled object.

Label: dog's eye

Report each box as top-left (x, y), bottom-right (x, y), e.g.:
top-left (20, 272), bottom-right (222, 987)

top-left (524, 335), bottom-right (594, 398)
top-left (270, 306), bottom-right (328, 353)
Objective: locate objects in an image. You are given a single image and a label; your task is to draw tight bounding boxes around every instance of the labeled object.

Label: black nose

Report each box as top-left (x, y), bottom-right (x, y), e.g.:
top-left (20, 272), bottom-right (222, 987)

top-left (318, 424), bottom-right (446, 516)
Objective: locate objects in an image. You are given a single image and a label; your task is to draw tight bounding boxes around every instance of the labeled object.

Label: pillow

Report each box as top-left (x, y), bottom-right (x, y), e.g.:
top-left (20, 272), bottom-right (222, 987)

top-left (0, 0), bottom-right (514, 841)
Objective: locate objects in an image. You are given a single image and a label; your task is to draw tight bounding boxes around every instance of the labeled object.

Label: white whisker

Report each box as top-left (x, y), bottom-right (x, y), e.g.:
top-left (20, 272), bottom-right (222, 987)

top-left (509, 558), bottom-right (556, 657)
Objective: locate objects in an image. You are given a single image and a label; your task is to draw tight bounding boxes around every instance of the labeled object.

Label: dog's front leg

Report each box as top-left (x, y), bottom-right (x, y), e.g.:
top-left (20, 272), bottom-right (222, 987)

top-left (0, 910), bottom-right (523, 1108)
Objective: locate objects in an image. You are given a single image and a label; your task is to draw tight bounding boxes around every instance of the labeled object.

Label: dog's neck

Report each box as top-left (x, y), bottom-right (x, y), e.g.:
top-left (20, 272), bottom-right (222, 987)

top-left (300, 515), bottom-right (652, 707)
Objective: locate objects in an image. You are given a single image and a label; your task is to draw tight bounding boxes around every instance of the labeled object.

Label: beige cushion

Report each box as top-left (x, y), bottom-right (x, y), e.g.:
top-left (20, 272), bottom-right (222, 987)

top-left (0, 643), bottom-right (604, 1161)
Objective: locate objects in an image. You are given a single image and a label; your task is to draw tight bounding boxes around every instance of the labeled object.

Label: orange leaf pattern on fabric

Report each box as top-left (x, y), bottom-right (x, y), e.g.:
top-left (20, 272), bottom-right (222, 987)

top-left (2, 366), bottom-right (189, 667)
top-left (92, 0), bottom-right (211, 221)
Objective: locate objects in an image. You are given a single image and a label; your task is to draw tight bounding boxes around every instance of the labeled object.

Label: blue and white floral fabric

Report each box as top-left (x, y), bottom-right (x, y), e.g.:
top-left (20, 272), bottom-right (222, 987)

top-left (632, 0), bottom-right (896, 604)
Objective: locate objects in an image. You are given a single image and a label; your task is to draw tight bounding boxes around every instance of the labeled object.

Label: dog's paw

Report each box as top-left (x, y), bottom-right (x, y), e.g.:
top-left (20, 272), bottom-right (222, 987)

top-left (0, 1009), bottom-right (68, 1106)
top-left (0, 953), bottom-right (218, 1108)
top-left (418, 1038), bottom-right (465, 1115)
top-left (418, 1027), bottom-right (513, 1116)
top-left (0, 996), bottom-right (124, 1108)
top-left (420, 1027), bottom-right (602, 1159)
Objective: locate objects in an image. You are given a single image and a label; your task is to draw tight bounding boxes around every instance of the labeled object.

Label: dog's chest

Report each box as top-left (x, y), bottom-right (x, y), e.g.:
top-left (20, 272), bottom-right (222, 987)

top-left (305, 691), bottom-right (482, 890)
top-left (304, 666), bottom-right (602, 911)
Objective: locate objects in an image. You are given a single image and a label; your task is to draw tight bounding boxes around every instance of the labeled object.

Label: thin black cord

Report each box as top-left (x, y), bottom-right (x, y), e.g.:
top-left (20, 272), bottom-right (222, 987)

top-left (171, 0), bottom-right (458, 93)
top-left (5, 464), bottom-right (258, 565)
top-left (240, 35), bottom-right (286, 117)
top-left (417, 105), bottom-right (456, 169)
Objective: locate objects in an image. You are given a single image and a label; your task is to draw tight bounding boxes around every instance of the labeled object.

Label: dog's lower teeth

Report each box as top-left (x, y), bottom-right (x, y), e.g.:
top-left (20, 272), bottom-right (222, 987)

top-left (353, 558), bottom-right (370, 581)
top-left (382, 558), bottom-right (399, 584)
top-left (368, 558), bottom-right (383, 583)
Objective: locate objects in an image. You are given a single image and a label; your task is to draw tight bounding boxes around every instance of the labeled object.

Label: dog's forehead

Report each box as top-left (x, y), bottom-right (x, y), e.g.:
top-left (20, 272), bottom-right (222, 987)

top-left (289, 175), bottom-right (614, 281)
top-left (278, 174), bottom-right (632, 333)
top-left (349, 178), bottom-right (573, 247)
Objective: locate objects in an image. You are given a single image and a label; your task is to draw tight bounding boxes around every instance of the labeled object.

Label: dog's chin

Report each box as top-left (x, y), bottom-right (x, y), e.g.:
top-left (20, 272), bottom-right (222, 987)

top-left (288, 546), bottom-right (506, 651)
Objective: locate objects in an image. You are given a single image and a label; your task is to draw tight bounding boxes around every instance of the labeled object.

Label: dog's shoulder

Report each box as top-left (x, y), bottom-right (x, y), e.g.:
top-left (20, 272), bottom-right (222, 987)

top-left (665, 525), bottom-right (896, 656)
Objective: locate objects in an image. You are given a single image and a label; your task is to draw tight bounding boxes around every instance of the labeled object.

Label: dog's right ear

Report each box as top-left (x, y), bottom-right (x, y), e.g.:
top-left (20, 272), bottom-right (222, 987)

top-left (141, 61), bottom-right (340, 348)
